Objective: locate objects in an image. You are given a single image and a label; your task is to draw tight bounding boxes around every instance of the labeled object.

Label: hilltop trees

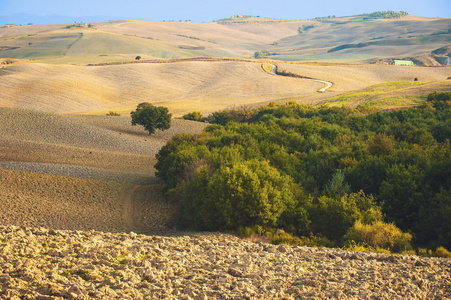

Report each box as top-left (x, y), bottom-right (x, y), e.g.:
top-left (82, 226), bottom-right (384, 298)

top-left (131, 102), bottom-right (171, 135)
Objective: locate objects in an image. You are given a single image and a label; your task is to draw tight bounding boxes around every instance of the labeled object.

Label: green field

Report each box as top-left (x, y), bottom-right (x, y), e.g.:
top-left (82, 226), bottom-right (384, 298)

top-left (0, 31), bottom-right (81, 59)
top-left (319, 80), bottom-right (450, 108)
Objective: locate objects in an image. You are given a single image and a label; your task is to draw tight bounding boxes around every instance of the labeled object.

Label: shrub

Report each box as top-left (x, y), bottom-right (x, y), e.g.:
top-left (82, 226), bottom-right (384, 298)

top-left (135, 56), bottom-right (141, 60)
top-left (345, 220), bottom-right (412, 253)
top-left (106, 111), bottom-right (121, 116)
top-left (426, 91), bottom-right (451, 110)
top-left (130, 102), bottom-right (171, 135)
top-left (418, 248), bottom-right (433, 257)
top-left (270, 229), bottom-right (303, 246)
top-left (434, 246), bottom-right (451, 258)
top-left (309, 191), bottom-right (382, 242)
top-left (171, 159), bottom-right (296, 231)
top-left (182, 111), bottom-right (203, 121)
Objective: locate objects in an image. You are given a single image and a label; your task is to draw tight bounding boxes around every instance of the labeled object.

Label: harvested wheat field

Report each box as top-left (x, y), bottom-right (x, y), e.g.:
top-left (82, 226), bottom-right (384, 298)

top-left (0, 61), bottom-right (323, 116)
top-left (0, 107), bottom-right (207, 234)
top-left (2, 61), bottom-right (450, 116)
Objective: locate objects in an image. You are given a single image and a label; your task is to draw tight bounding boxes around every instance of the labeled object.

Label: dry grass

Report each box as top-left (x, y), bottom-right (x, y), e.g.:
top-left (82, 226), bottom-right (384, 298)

top-left (0, 61), bottom-right (321, 116)
top-left (320, 80), bottom-right (451, 108)
top-left (1, 60), bottom-right (449, 115)
top-left (277, 63), bottom-right (451, 104)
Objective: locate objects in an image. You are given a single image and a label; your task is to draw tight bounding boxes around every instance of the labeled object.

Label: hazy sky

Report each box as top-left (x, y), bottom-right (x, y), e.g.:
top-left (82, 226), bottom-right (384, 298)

top-left (1, 0), bottom-right (450, 22)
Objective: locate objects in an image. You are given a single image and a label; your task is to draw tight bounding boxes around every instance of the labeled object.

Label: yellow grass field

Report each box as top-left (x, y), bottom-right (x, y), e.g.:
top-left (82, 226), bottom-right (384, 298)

top-left (0, 60), bottom-right (325, 116)
top-left (1, 60), bottom-right (449, 116)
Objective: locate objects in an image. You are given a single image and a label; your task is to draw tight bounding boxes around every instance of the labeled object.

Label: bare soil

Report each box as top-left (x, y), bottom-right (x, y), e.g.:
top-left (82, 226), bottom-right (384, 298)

top-left (0, 108), bottom-right (206, 235)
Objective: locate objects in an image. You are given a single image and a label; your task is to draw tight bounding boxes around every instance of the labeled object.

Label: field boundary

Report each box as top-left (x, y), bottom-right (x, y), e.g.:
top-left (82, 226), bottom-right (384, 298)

top-left (62, 32), bottom-right (83, 57)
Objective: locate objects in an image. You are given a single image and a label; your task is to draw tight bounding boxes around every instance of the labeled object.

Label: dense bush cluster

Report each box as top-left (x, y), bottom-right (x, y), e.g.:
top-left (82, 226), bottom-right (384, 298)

top-left (364, 11), bottom-right (409, 19)
top-left (159, 93), bottom-right (450, 253)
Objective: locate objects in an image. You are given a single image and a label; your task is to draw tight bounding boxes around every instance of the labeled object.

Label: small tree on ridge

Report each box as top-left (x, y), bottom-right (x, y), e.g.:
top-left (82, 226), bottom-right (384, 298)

top-left (131, 102), bottom-right (172, 135)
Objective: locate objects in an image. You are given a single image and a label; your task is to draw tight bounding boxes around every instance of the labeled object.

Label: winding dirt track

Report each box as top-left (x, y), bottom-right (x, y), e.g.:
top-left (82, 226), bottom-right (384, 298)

top-left (270, 64), bottom-right (333, 92)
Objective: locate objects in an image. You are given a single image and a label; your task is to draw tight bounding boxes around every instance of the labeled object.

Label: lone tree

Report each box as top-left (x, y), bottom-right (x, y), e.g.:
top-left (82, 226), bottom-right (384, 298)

top-left (131, 102), bottom-right (172, 135)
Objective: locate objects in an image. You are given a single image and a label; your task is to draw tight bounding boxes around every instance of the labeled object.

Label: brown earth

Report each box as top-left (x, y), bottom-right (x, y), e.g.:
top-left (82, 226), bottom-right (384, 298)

top-left (0, 108), bottom-right (207, 235)
top-left (1, 225), bottom-right (450, 299)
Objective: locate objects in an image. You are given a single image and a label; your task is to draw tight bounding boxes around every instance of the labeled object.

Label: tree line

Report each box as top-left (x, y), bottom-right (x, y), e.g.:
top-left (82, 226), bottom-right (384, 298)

top-left (156, 92), bottom-right (450, 255)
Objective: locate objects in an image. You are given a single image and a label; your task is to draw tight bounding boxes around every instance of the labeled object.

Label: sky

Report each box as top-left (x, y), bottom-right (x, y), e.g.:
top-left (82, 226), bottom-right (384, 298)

top-left (0, 0), bottom-right (450, 24)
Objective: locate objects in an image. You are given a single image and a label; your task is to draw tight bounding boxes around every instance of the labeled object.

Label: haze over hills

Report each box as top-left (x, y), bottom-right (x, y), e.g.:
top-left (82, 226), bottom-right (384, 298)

top-left (0, 13), bottom-right (124, 26)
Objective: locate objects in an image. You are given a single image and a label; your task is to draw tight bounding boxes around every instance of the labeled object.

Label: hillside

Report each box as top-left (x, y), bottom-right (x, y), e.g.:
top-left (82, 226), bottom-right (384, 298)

top-left (1, 14), bottom-right (450, 64)
top-left (0, 108), bottom-right (207, 233)
top-left (0, 61), bottom-right (325, 116)
top-left (1, 60), bottom-right (449, 116)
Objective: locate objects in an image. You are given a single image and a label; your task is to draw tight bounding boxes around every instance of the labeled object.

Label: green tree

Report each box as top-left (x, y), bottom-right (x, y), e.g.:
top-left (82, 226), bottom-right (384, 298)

top-left (323, 169), bottom-right (351, 198)
top-left (378, 164), bottom-right (424, 230)
top-left (182, 111), bottom-right (203, 121)
top-left (309, 191), bottom-right (382, 241)
top-left (207, 160), bottom-right (295, 230)
top-left (254, 51), bottom-right (263, 59)
top-left (131, 102), bottom-right (171, 135)
top-left (367, 133), bottom-right (394, 156)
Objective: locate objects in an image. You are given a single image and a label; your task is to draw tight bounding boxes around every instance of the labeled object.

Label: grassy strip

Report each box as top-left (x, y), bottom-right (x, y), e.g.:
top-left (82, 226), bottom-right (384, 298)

top-left (261, 63), bottom-right (274, 74)
top-left (328, 34), bottom-right (451, 53)
top-left (320, 80), bottom-right (430, 108)
top-left (62, 32), bottom-right (83, 56)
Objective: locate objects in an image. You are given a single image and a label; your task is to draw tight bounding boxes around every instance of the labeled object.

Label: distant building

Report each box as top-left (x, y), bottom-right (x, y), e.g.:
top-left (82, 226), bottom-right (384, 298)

top-left (393, 60), bottom-right (414, 66)
top-left (5, 23), bottom-right (16, 27)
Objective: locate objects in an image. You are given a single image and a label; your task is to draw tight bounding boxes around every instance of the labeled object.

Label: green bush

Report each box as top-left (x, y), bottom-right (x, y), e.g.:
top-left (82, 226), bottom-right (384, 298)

top-left (434, 246), bottom-right (451, 258)
top-left (106, 111), bottom-right (121, 116)
top-left (308, 191), bottom-right (382, 241)
top-left (171, 159), bottom-right (297, 231)
top-left (345, 220), bottom-right (412, 253)
top-left (426, 91), bottom-right (451, 110)
top-left (182, 111), bottom-right (204, 121)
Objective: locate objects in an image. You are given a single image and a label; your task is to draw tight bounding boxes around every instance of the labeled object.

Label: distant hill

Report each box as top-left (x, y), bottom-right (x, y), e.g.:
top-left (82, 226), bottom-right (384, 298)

top-left (0, 14), bottom-right (123, 25)
top-left (0, 13), bottom-right (450, 64)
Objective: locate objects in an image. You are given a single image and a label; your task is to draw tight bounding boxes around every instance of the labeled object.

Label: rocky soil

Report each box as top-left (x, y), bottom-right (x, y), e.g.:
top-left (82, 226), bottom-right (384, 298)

top-left (1, 225), bottom-right (450, 300)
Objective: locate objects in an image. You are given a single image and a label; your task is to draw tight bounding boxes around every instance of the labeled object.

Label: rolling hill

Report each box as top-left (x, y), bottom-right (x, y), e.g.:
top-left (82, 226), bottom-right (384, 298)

top-left (1, 14), bottom-right (450, 64)
top-left (0, 12), bottom-right (450, 238)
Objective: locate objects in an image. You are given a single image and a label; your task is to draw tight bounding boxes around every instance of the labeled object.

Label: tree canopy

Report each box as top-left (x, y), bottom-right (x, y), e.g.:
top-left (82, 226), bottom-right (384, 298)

top-left (156, 93), bottom-right (451, 254)
top-left (131, 102), bottom-right (172, 135)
